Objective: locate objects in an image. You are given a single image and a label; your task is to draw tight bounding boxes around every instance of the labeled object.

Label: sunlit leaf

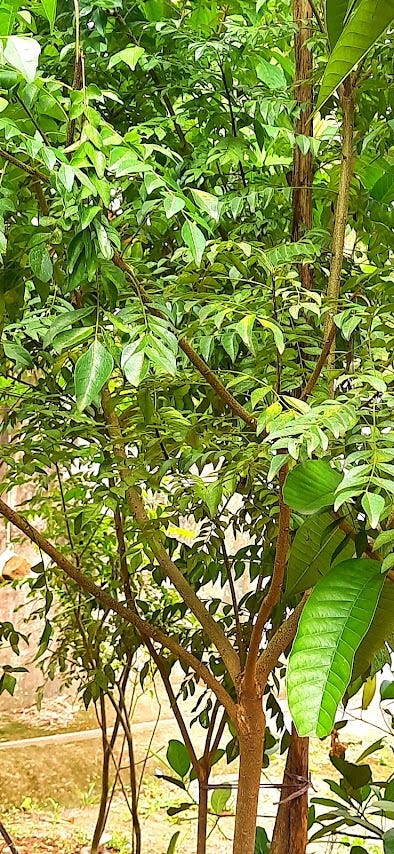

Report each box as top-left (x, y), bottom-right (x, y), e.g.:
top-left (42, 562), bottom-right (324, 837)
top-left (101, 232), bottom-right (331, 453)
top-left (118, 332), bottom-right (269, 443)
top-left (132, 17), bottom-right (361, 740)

top-left (74, 340), bottom-right (114, 411)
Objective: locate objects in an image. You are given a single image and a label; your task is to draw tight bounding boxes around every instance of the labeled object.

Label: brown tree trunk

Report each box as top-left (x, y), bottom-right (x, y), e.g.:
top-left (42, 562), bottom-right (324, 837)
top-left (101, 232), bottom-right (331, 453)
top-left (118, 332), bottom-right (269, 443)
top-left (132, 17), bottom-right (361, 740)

top-left (270, 724), bottom-right (309, 854)
top-left (197, 771), bottom-right (209, 854)
top-left (232, 694), bottom-right (265, 854)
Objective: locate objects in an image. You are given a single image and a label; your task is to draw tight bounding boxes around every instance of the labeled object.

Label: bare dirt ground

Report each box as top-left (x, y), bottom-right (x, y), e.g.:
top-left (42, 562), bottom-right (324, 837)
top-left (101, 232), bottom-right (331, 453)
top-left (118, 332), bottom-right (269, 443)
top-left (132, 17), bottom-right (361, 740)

top-left (0, 689), bottom-right (391, 854)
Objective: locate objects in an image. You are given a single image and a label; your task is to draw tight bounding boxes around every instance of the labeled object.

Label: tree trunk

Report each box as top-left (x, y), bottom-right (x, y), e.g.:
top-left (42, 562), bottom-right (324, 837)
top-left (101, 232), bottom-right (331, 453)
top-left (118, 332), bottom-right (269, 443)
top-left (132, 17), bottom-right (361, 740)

top-left (270, 724), bottom-right (309, 854)
top-left (197, 770), bottom-right (209, 854)
top-left (91, 693), bottom-right (111, 854)
top-left (232, 695), bottom-right (265, 854)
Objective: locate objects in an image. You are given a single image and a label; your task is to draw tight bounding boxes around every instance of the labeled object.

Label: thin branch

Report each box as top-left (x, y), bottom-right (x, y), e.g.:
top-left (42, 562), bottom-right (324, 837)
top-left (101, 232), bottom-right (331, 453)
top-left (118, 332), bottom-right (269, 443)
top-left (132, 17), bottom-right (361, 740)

top-left (219, 536), bottom-right (245, 667)
top-left (299, 321), bottom-right (337, 399)
top-left (0, 147), bottom-right (50, 183)
top-left (244, 464), bottom-right (290, 687)
top-left (112, 251), bottom-right (256, 429)
top-left (0, 496), bottom-right (237, 718)
top-left (257, 593), bottom-right (310, 688)
top-left (0, 821), bottom-right (20, 854)
top-left (308, 0), bottom-right (324, 32)
top-left (101, 386), bottom-right (241, 684)
top-left (219, 62), bottom-right (247, 189)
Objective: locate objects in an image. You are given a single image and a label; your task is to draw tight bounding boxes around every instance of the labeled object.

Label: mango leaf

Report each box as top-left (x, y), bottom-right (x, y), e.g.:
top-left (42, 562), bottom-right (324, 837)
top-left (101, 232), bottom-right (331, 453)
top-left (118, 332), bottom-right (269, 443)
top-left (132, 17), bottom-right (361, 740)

top-left (40, 0), bottom-right (57, 31)
top-left (287, 558), bottom-right (384, 737)
top-left (166, 739), bottom-right (190, 778)
top-left (108, 45), bottom-right (145, 71)
top-left (181, 220), bottom-right (206, 266)
top-left (361, 492), bottom-right (385, 529)
top-left (326, 0), bottom-right (352, 48)
top-left (4, 36), bottom-right (41, 83)
top-left (384, 829), bottom-right (394, 854)
top-left (317, 0), bottom-right (394, 111)
top-left (283, 460), bottom-right (342, 514)
top-left (351, 579), bottom-right (394, 682)
top-left (286, 512), bottom-right (355, 597)
top-left (74, 340), bottom-right (114, 411)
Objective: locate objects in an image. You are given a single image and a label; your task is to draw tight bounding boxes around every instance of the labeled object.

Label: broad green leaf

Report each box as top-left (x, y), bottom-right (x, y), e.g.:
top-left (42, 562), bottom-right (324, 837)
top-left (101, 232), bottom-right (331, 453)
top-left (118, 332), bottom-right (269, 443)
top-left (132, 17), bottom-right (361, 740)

top-left (191, 188), bottom-right (220, 221)
top-left (108, 46), bottom-right (145, 71)
top-left (370, 165), bottom-right (394, 205)
top-left (258, 317), bottom-right (285, 354)
top-left (254, 827), bottom-right (270, 854)
top-left (384, 829), bottom-right (394, 854)
top-left (283, 460), bottom-right (342, 514)
top-left (74, 340), bottom-right (114, 411)
top-left (374, 529), bottom-right (394, 551)
top-left (352, 579), bottom-right (394, 681)
top-left (40, 0), bottom-right (57, 31)
top-left (210, 785), bottom-right (231, 814)
top-left (43, 307), bottom-right (93, 347)
top-left (121, 342), bottom-right (146, 387)
top-left (361, 492), bottom-right (385, 529)
top-left (145, 337), bottom-right (177, 376)
top-left (181, 220), bottom-right (206, 266)
top-left (235, 314), bottom-right (255, 352)
top-left (3, 341), bottom-right (33, 369)
top-left (108, 147), bottom-right (150, 177)
top-left (330, 755), bottom-right (372, 788)
top-left (29, 244), bottom-right (53, 283)
top-left (166, 739), bottom-right (190, 778)
top-left (256, 58), bottom-right (286, 90)
top-left (317, 0), bottom-right (394, 110)
top-left (0, 1), bottom-right (20, 35)
top-left (380, 679), bottom-right (394, 700)
top-left (287, 558), bottom-right (384, 737)
top-left (286, 512), bottom-right (355, 597)
top-left (326, 0), bottom-right (351, 48)
top-left (4, 36), bottom-right (41, 83)
top-left (163, 194), bottom-right (185, 219)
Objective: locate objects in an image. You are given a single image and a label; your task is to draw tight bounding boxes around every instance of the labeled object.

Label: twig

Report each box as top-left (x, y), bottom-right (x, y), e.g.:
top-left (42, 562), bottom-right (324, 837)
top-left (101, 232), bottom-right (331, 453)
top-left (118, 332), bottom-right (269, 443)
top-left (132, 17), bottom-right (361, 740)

top-left (0, 821), bottom-right (20, 854)
top-left (0, 147), bottom-right (50, 183)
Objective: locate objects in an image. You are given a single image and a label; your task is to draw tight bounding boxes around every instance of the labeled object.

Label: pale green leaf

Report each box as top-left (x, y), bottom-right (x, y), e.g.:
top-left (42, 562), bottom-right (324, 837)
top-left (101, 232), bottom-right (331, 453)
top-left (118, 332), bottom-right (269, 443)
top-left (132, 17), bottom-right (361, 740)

top-left (361, 492), bottom-right (385, 529)
top-left (317, 0), bottom-right (394, 111)
top-left (235, 314), bottom-right (255, 353)
top-left (287, 558), bottom-right (384, 737)
top-left (108, 46), bottom-right (145, 71)
top-left (256, 58), bottom-right (286, 90)
top-left (121, 342), bottom-right (146, 387)
top-left (40, 0), bottom-right (57, 31)
top-left (75, 340), bottom-right (114, 411)
top-left (163, 195), bottom-right (185, 219)
top-left (181, 220), bottom-right (206, 266)
top-left (191, 188), bottom-right (220, 221)
top-left (4, 36), bottom-right (41, 83)
top-left (43, 308), bottom-right (93, 347)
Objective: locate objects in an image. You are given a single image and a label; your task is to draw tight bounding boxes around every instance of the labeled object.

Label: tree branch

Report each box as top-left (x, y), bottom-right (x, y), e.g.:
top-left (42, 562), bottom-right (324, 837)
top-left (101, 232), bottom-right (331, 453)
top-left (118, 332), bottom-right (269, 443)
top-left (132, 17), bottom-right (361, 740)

top-left (299, 321), bottom-right (337, 399)
top-left (0, 496), bottom-right (236, 718)
top-left (112, 251), bottom-right (256, 429)
top-left (256, 593), bottom-right (309, 688)
top-left (0, 147), bottom-right (50, 184)
top-left (101, 387), bottom-right (241, 683)
top-left (243, 465), bottom-right (290, 687)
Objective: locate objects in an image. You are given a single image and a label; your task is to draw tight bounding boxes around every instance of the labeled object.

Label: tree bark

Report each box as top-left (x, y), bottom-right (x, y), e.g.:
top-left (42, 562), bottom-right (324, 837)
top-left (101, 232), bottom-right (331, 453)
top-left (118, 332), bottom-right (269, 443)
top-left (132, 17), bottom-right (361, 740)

top-left (232, 692), bottom-right (265, 854)
top-left (270, 724), bottom-right (309, 854)
top-left (197, 771), bottom-right (209, 854)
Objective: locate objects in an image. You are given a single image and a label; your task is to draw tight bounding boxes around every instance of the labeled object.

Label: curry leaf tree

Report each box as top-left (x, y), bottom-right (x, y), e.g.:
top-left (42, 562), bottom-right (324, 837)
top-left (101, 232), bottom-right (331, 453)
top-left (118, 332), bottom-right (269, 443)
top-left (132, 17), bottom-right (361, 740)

top-left (0, 0), bottom-right (393, 853)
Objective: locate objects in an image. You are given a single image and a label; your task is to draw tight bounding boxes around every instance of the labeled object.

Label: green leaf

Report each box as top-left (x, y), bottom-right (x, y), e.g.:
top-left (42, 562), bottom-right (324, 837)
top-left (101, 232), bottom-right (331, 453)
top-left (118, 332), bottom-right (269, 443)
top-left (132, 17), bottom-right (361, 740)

top-left (121, 342), bottom-right (146, 387)
top-left (370, 165), bottom-right (394, 204)
top-left (287, 558), bottom-right (384, 737)
top-left (326, 0), bottom-right (351, 48)
top-left (330, 755), bottom-right (372, 789)
top-left (352, 578), bottom-right (394, 682)
top-left (108, 46), bottom-right (145, 71)
top-left (166, 832), bottom-right (180, 854)
top-left (40, 0), bottom-right (57, 31)
top-left (3, 342), bottom-right (33, 369)
top-left (191, 188), bottom-right (220, 221)
top-left (254, 827), bottom-right (270, 854)
top-left (374, 529), bottom-right (394, 551)
top-left (256, 58), bottom-right (286, 90)
top-left (384, 829), bottom-right (394, 854)
top-left (286, 512), bottom-right (355, 597)
top-left (210, 785), bottom-right (231, 814)
top-left (317, 0), bottom-right (394, 111)
top-left (283, 460), bottom-right (342, 515)
top-left (29, 244), bottom-right (53, 283)
top-left (0, 672), bottom-right (17, 695)
top-left (4, 36), bottom-right (41, 83)
top-left (382, 552), bottom-right (394, 573)
top-left (74, 340), bottom-right (114, 411)
top-left (0, 2), bottom-right (20, 36)
top-left (361, 492), bottom-right (385, 529)
top-left (258, 317), bottom-right (285, 354)
top-left (163, 194), bottom-right (185, 219)
top-left (181, 220), bottom-right (206, 266)
top-left (166, 740), bottom-right (190, 778)
top-left (380, 680), bottom-right (394, 700)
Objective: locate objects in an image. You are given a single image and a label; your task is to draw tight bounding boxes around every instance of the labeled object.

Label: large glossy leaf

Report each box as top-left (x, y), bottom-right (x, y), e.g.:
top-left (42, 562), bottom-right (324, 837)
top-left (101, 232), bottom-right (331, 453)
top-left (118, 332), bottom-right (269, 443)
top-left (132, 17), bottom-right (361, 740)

top-left (286, 512), bottom-right (355, 596)
top-left (283, 460), bottom-right (342, 515)
top-left (352, 579), bottom-right (394, 681)
top-left (326, 0), bottom-right (351, 48)
top-left (317, 0), bottom-right (394, 110)
top-left (287, 558), bottom-right (384, 737)
top-left (74, 340), bottom-right (114, 411)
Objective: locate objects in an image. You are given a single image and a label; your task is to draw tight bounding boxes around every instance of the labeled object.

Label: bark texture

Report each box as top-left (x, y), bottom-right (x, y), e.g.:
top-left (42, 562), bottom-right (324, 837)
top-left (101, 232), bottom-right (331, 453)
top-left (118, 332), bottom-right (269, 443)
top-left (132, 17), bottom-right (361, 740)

top-left (270, 724), bottom-right (309, 854)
